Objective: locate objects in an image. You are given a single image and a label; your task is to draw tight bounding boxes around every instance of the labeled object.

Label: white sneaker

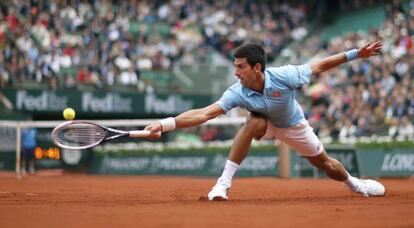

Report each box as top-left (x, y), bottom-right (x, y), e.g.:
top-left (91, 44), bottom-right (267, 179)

top-left (348, 179), bottom-right (386, 197)
top-left (208, 184), bottom-right (229, 201)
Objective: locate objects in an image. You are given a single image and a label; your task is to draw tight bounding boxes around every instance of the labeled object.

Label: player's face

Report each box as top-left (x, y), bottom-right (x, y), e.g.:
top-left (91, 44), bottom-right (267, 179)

top-left (234, 58), bottom-right (257, 87)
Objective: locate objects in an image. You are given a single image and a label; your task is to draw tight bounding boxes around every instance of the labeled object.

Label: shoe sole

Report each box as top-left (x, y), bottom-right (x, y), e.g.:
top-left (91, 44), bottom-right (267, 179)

top-left (372, 189), bottom-right (386, 197)
top-left (211, 196), bottom-right (228, 201)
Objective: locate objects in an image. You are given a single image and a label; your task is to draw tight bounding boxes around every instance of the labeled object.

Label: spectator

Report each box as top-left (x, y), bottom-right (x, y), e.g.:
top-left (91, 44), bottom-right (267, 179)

top-left (76, 65), bottom-right (92, 84)
top-left (21, 127), bottom-right (37, 175)
top-left (339, 118), bottom-right (357, 142)
top-left (63, 74), bottom-right (76, 89)
top-left (398, 116), bottom-right (414, 139)
top-left (119, 67), bottom-right (138, 85)
top-left (388, 117), bottom-right (400, 139)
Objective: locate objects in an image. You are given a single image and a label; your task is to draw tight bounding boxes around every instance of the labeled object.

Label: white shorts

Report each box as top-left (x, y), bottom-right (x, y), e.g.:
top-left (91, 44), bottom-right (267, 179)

top-left (262, 119), bottom-right (323, 157)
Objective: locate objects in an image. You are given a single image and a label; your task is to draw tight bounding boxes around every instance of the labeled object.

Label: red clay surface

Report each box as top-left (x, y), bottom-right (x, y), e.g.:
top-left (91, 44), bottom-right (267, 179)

top-left (0, 172), bottom-right (413, 228)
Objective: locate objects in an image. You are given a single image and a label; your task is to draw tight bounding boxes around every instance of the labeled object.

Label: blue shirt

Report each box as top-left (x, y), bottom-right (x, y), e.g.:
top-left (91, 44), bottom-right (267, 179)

top-left (218, 64), bottom-right (312, 128)
top-left (22, 128), bottom-right (37, 149)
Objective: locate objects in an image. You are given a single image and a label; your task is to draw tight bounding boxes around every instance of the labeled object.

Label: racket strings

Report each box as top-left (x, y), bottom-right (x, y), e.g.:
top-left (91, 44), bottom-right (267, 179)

top-left (55, 124), bottom-right (107, 147)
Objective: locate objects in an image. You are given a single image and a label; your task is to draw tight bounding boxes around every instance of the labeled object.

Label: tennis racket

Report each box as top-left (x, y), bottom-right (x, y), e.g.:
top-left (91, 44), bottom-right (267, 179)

top-left (51, 120), bottom-right (161, 149)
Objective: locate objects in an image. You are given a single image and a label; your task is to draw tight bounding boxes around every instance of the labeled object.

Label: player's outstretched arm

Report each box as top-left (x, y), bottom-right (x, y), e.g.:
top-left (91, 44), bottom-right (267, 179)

top-left (310, 41), bottom-right (382, 75)
top-left (144, 103), bottom-right (225, 136)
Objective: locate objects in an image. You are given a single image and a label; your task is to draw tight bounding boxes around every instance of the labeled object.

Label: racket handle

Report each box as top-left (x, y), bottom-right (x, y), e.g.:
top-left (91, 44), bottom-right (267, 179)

top-left (128, 130), bottom-right (161, 138)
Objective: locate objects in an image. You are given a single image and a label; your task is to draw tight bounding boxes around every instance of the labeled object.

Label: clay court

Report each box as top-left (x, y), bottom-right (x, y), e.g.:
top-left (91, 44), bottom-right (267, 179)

top-left (0, 173), bottom-right (413, 228)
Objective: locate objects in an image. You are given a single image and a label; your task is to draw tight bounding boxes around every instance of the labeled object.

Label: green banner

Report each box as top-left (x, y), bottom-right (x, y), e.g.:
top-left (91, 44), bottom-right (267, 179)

top-left (2, 145), bottom-right (413, 177)
top-left (357, 148), bottom-right (414, 177)
top-left (0, 152), bottom-right (15, 170)
top-left (2, 89), bottom-right (212, 116)
top-left (0, 151), bottom-right (63, 171)
top-left (89, 151), bottom-right (279, 176)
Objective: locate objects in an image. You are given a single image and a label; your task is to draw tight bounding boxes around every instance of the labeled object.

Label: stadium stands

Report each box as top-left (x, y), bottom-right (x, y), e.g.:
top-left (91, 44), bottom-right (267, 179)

top-left (0, 0), bottom-right (413, 142)
top-left (283, 0), bottom-right (414, 142)
top-left (0, 0), bottom-right (315, 94)
top-left (321, 5), bottom-right (386, 41)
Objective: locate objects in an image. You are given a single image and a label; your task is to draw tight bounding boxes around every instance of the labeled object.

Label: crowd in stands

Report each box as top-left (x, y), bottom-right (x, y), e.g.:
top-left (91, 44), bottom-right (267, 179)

top-left (0, 0), bottom-right (312, 92)
top-left (290, 0), bottom-right (414, 142)
top-left (0, 0), bottom-right (413, 142)
top-left (0, 0), bottom-right (206, 91)
top-left (200, 0), bottom-right (309, 62)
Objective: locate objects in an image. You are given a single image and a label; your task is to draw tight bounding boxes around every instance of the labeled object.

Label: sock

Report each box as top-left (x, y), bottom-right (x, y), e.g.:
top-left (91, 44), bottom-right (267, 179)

top-left (217, 160), bottom-right (240, 188)
top-left (343, 172), bottom-right (360, 189)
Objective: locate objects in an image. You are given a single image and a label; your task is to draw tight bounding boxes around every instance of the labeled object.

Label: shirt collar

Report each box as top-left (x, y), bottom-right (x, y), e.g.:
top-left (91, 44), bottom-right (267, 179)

top-left (264, 69), bottom-right (272, 90)
top-left (242, 86), bottom-right (258, 96)
top-left (241, 70), bottom-right (270, 96)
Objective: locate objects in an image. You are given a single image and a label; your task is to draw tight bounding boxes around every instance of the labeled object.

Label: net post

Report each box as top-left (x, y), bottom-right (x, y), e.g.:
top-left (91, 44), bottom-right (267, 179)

top-left (312, 166), bottom-right (319, 179)
top-left (15, 123), bottom-right (22, 180)
top-left (279, 141), bottom-right (290, 178)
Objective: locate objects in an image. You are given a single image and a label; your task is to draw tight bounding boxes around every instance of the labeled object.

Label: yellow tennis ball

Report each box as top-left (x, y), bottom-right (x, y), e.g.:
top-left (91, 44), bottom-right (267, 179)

top-left (63, 108), bottom-right (76, 120)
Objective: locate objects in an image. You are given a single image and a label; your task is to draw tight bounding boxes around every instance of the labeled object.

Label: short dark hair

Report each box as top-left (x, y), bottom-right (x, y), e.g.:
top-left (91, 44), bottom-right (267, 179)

top-left (233, 43), bottom-right (266, 72)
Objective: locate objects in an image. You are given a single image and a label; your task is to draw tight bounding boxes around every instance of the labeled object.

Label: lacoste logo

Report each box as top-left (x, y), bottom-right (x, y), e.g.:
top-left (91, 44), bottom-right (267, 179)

top-left (272, 91), bottom-right (281, 97)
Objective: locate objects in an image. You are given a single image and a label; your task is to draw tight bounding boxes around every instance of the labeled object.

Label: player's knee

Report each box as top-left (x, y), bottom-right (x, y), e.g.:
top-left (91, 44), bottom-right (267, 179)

top-left (245, 113), bottom-right (267, 139)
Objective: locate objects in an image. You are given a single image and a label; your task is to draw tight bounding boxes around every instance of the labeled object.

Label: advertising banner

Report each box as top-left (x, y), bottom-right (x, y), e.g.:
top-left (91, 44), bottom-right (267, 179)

top-left (2, 89), bottom-right (212, 116)
top-left (357, 148), bottom-right (414, 177)
top-left (89, 151), bottom-right (279, 176)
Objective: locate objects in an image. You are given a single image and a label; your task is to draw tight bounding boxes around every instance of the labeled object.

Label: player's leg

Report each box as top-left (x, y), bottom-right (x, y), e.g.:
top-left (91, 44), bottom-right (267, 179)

top-left (276, 119), bottom-right (385, 197)
top-left (21, 159), bottom-right (27, 175)
top-left (219, 113), bottom-right (267, 185)
top-left (21, 148), bottom-right (29, 175)
top-left (208, 112), bottom-right (267, 201)
top-left (28, 148), bottom-right (36, 174)
top-left (306, 151), bottom-right (348, 181)
top-left (306, 152), bottom-right (385, 196)
top-left (228, 113), bottom-right (267, 164)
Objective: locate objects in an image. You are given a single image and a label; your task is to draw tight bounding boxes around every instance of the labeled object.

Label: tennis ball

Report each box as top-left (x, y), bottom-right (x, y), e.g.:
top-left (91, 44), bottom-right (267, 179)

top-left (63, 108), bottom-right (76, 120)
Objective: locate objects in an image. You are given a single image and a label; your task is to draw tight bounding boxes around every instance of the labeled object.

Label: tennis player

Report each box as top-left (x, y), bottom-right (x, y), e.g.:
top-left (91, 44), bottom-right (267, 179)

top-left (145, 41), bottom-right (386, 201)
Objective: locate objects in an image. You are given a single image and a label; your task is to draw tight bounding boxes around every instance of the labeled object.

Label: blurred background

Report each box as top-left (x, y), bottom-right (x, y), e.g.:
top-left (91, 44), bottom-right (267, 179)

top-left (0, 0), bottom-right (413, 178)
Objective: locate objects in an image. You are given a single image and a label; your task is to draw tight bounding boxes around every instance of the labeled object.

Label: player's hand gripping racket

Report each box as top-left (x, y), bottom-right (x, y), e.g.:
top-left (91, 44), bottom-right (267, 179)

top-left (51, 121), bottom-right (161, 149)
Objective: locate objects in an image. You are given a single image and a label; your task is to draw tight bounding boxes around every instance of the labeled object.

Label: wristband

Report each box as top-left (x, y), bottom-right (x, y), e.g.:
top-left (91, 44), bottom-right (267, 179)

top-left (159, 117), bottom-right (176, 132)
top-left (344, 49), bottom-right (359, 61)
